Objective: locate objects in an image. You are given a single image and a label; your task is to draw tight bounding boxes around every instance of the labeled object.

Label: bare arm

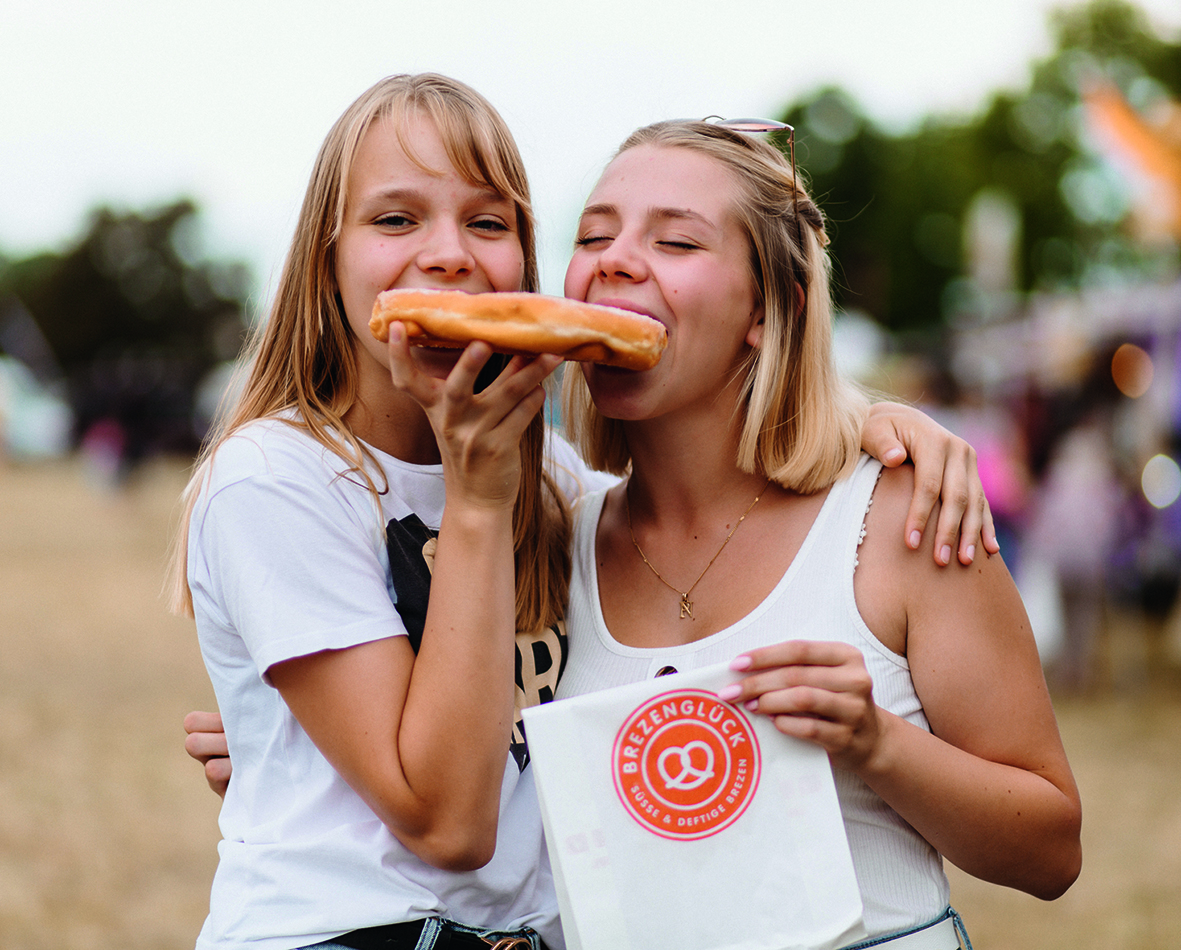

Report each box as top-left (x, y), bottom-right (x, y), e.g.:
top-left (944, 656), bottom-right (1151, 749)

top-left (269, 339), bottom-right (559, 871)
top-left (727, 466), bottom-right (1081, 899)
top-left (861, 401), bottom-right (998, 565)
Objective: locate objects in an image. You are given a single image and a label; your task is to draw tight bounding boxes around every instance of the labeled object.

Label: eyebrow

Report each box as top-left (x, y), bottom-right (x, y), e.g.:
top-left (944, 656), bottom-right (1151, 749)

top-left (359, 185), bottom-right (510, 207)
top-left (579, 202), bottom-right (719, 231)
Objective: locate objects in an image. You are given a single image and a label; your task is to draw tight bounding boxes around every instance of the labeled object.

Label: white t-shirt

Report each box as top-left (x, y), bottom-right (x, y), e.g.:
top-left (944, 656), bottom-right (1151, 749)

top-left (189, 415), bottom-right (612, 950)
top-left (558, 456), bottom-right (950, 938)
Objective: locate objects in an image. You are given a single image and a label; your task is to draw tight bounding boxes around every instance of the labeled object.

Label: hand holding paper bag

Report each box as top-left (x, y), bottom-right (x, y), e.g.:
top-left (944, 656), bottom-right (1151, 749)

top-left (523, 662), bottom-right (865, 950)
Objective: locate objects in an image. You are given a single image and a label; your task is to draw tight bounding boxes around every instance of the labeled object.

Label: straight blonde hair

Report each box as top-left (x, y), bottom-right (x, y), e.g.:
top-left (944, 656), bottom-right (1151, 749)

top-left (563, 121), bottom-right (869, 493)
top-left (168, 74), bottom-right (570, 633)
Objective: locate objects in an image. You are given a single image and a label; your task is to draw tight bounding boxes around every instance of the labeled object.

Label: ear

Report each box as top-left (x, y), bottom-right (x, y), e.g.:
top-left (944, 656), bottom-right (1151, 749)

top-left (744, 299), bottom-right (766, 348)
top-left (793, 280), bottom-right (806, 317)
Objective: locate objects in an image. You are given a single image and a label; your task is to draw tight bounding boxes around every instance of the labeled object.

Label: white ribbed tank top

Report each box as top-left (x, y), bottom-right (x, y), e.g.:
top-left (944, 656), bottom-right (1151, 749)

top-left (558, 454), bottom-right (949, 938)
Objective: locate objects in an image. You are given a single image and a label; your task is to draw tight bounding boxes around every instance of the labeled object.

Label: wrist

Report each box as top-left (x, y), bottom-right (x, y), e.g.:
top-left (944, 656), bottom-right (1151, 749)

top-left (441, 497), bottom-right (515, 536)
top-left (851, 707), bottom-right (900, 781)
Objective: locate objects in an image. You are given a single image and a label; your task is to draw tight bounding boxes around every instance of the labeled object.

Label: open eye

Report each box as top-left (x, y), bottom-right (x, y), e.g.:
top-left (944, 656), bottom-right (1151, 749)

top-left (469, 217), bottom-right (511, 234)
top-left (375, 213), bottom-right (415, 229)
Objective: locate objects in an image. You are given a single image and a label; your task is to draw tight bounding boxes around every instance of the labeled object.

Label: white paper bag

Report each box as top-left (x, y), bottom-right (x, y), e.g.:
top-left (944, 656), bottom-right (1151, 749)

top-left (523, 662), bottom-right (865, 950)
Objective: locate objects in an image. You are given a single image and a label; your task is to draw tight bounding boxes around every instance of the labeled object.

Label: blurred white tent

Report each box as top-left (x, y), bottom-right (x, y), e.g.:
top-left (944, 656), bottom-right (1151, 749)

top-left (0, 356), bottom-right (72, 459)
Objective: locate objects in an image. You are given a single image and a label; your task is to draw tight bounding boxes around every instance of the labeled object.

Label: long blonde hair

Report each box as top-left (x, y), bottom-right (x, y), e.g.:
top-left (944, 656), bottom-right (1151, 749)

top-left (563, 121), bottom-right (869, 493)
top-left (168, 74), bottom-right (570, 632)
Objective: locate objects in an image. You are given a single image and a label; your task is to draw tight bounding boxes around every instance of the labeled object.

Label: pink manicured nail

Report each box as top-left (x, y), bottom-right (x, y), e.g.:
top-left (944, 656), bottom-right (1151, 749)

top-left (729, 655), bottom-right (752, 671)
top-left (717, 684), bottom-right (742, 701)
top-left (745, 699), bottom-right (759, 711)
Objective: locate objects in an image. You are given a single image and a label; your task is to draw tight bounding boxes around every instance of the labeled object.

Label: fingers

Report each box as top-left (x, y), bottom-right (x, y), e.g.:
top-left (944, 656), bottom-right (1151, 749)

top-left (722, 642), bottom-right (879, 768)
top-left (725, 641), bottom-right (871, 698)
top-left (388, 324), bottom-right (559, 418)
top-left (860, 402), bottom-right (909, 469)
top-left (479, 353), bottom-right (561, 436)
top-left (863, 402), bottom-right (996, 565)
top-left (903, 462), bottom-right (943, 559)
top-left (938, 475), bottom-right (996, 565)
top-left (185, 726), bottom-right (229, 764)
top-left (205, 757), bottom-right (232, 799)
top-left (861, 419), bottom-right (908, 470)
top-left (445, 349), bottom-right (559, 406)
top-left (722, 642), bottom-right (871, 713)
top-left (184, 710), bottom-right (231, 798)
top-left (980, 497), bottom-right (1000, 556)
top-left (183, 709), bottom-right (223, 737)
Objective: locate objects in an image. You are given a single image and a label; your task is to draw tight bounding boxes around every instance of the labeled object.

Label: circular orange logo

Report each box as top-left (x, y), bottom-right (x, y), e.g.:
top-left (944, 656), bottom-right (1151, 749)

top-left (612, 688), bottom-right (760, 840)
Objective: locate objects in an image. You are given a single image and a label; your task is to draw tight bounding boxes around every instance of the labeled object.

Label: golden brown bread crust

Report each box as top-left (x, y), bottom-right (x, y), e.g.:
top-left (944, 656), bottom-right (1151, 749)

top-left (369, 289), bottom-right (667, 371)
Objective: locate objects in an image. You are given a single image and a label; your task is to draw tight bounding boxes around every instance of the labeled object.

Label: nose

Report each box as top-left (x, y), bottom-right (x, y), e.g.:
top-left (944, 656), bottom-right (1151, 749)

top-left (595, 232), bottom-right (647, 283)
top-left (417, 219), bottom-right (475, 278)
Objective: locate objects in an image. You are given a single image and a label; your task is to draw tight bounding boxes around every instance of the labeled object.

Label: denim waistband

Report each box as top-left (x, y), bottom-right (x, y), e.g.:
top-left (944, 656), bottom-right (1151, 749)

top-left (333, 917), bottom-right (547, 950)
top-left (841, 907), bottom-right (973, 950)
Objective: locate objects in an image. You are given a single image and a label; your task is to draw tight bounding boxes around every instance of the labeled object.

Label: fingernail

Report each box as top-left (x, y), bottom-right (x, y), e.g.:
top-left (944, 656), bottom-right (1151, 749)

top-left (729, 655), bottom-right (752, 671)
top-left (745, 699), bottom-right (759, 711)
top-left (884, 447), bottom-right (905, 464)
top-left (717, 684), bottom-right (742, 701)
top-left (939, 545), bottom-right (951, 564)
top-left (909, 530), bottom-right (921, 549)
top-left (966, 544), bottom-right (975, 562)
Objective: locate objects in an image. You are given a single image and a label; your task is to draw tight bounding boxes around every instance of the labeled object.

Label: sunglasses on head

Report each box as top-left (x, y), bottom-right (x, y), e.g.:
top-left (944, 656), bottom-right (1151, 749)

top-left (701, 116), bottom-right (805, 295)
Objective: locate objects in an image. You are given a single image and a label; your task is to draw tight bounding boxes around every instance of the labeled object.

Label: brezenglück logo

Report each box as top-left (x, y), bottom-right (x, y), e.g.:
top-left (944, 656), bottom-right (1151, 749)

top-left (612, 688), bottom-right (761, 840)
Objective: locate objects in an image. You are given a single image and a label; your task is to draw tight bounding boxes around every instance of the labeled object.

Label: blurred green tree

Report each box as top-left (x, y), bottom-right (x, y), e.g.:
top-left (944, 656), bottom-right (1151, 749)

top-left (0, 199), bottom-right (251, 464)
top-left (782, 0), bottom-right (1181, 336)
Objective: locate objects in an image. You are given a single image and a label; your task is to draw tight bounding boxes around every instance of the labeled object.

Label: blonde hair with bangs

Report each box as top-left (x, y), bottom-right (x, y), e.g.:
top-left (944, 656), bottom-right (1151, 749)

top-left (562, 120), bottom-right (869, 494)
top-left (168, 74), bottom-right (569, 633)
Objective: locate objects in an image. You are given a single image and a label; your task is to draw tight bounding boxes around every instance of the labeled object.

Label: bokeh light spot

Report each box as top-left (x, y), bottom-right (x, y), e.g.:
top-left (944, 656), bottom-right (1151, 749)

top-left (1142, 454), bottom-right (1181, 509)
top-left (1111, 343), bottom-right (1153, 398)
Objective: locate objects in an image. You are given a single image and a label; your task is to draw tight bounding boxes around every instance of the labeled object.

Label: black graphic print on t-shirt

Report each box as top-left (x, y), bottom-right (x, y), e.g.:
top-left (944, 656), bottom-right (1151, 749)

top-left (386, 514), bottom-right (568, 771)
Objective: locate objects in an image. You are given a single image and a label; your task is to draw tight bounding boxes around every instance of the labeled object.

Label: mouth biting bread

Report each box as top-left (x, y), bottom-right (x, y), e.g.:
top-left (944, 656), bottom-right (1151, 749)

top-left (369, 289), bottom-right (667, 371)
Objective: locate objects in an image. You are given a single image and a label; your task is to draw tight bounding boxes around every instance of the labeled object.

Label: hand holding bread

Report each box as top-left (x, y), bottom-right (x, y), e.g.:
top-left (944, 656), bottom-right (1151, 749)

top-left (370, 288), bottom-right (667, 370)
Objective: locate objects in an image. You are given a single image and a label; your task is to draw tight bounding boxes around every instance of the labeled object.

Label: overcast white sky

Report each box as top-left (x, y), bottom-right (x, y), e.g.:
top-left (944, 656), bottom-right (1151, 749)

top-left (4, 0), bottom-right (1180, 300)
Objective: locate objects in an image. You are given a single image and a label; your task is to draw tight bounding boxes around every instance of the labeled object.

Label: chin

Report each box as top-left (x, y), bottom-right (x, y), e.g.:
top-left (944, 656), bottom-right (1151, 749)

top-left (582, 363), bottom-right (653, 420)
top-left (411, 345), bottom-right (464, 378)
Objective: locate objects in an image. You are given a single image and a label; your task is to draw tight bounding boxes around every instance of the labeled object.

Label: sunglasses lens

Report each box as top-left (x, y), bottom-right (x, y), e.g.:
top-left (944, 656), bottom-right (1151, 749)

top-left (715, 118), bottom-right (793, 133)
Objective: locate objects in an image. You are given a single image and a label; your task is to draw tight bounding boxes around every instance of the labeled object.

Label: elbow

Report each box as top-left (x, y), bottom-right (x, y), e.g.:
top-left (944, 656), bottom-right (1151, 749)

top-left (1024, 810), bottom-right (1083, 901)
top-left (1027, 851), bottom-right (1082, 901)
top-left (388, 814), bottom-right (499, 872)
top-left (421, 830), bottom-right (498, 873)
top-left (1031, 837), bottom-right (1083, 901)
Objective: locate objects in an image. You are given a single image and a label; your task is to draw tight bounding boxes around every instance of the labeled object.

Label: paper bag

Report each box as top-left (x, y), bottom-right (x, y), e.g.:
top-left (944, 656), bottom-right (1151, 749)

top-left (523, 662), bottom-right (865, 950)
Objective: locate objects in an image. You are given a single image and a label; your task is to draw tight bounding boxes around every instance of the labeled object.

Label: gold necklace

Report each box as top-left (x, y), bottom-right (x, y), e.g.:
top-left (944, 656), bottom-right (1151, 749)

top-left (625, 478), bottom-right (772, 620)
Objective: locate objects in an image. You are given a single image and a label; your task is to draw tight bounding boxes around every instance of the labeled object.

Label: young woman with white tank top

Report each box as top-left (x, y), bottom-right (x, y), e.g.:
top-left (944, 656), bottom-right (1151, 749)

top-left (555, 118), bottom-right (1081, 949)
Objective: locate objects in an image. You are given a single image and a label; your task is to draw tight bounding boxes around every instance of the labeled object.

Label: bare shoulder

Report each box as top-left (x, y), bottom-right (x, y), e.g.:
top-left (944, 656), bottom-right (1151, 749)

top-left (852, 464), bottom-right (919, 655)
top-left (855, 463), bottom-right (1011, 656)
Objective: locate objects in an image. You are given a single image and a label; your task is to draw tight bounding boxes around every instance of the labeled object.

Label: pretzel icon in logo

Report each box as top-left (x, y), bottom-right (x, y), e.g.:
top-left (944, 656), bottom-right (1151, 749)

top-left (612, 688), bottom-right (761, 840)
top-left (657, 741), bottom-right (715, 790)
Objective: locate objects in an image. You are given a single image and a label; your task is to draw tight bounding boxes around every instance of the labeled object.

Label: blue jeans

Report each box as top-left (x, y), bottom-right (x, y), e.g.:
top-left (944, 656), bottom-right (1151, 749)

top-left (841, 907), bottom-right (973, 950)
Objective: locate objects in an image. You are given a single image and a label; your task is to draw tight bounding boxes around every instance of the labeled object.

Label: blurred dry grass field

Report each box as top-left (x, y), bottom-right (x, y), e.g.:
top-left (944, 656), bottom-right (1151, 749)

top-left (1, 457), bottom-right (1178, 950)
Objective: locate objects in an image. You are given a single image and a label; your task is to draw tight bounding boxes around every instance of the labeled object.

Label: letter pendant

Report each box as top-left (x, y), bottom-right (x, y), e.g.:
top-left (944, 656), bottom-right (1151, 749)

top-left (679, 594), bottom-right (694, 619)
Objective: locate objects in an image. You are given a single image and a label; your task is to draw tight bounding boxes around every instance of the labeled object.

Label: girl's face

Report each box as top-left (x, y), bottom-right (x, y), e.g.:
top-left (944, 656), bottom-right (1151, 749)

top-left (335, 112), bottom-right (526, 379)
top-left (564, 143), bottom-right (763, 422)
